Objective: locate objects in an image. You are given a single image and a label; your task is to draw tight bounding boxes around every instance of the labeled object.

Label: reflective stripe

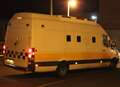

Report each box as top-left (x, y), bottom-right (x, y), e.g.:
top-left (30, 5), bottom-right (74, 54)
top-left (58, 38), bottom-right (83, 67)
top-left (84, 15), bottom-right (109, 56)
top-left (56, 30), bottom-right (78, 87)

top-left (35, 52), bottom-right (115, 61)
top-left (5, 50), bottom-right (29, 59)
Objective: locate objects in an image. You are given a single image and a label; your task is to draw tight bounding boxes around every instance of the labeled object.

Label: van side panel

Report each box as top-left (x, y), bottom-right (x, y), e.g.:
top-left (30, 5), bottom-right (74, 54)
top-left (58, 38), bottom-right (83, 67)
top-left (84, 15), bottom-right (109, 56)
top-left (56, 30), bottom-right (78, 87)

top-left (31, 14), bottom-right (113, 61)
top-left (31, 15), bottom-right (65, 62)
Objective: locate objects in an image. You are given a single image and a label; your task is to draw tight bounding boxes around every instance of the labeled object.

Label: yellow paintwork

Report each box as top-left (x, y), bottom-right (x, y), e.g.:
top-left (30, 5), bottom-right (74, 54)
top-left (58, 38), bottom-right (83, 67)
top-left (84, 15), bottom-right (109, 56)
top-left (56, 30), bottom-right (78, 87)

top-left (5, 12), bottom-right (118, 72)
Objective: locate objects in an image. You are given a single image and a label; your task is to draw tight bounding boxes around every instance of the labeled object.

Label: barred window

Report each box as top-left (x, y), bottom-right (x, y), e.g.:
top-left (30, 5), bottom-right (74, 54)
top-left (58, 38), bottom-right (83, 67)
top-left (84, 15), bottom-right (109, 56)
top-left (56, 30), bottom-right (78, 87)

top-left (77, 36), bottom-right (81, 42)
top-left (92, 36), bottom-right (96, 43)
top-left (66, 35), bottom-right (71, 42)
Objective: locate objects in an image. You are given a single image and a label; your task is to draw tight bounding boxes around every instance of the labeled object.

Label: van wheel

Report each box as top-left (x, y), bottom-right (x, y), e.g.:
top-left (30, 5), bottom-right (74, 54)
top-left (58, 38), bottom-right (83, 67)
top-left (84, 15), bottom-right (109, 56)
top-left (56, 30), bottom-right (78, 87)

top-left (110, 58), bottom-right (119, 70)
top-left (56, 62), bottom-right (69, 77)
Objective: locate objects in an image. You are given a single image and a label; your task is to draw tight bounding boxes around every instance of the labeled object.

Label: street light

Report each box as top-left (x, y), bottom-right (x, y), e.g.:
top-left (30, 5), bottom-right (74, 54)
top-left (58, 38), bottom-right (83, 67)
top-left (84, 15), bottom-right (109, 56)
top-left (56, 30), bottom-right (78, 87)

top-left (67, 0), bottom-right (77, 17)
top-left (50, 0), bottom-right (53, 16)
top-left (91, 14), bottom-right (97, 21)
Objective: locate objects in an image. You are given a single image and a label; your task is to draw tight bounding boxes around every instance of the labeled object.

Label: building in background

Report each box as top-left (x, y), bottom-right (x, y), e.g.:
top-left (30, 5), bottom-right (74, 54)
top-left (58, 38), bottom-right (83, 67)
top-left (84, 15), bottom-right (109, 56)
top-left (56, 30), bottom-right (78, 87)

top-left (99, 0), bottom-right (120, 48)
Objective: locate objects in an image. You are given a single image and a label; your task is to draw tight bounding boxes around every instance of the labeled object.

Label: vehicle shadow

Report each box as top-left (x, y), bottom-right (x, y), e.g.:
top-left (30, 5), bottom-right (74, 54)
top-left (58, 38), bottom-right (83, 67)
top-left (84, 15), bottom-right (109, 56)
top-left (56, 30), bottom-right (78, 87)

top-left (4, 68), bottom-right (120, 79)
top-left (4, 72), bottom-right (56, 79)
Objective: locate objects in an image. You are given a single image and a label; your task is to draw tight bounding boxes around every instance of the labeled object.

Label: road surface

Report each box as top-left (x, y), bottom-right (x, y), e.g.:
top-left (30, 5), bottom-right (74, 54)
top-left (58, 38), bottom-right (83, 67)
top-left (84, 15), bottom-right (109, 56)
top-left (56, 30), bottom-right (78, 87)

top-left (0, 57), bottom-right (120, 87)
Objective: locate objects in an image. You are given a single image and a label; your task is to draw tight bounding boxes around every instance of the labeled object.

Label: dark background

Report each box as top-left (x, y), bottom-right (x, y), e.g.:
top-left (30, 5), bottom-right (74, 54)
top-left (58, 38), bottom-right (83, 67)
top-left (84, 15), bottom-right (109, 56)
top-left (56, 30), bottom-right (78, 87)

top-left (99, 0), bottom-right (120, 30)
top-left (0, 0), bottom-right (98, 19)
top-left (99, 0), bottom-right (120, 48)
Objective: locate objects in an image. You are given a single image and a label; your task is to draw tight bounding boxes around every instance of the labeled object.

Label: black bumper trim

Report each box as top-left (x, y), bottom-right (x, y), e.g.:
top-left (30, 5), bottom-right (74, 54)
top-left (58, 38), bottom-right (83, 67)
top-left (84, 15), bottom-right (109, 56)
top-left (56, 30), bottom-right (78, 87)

top-left (35, 58), bottom-right (112, 66)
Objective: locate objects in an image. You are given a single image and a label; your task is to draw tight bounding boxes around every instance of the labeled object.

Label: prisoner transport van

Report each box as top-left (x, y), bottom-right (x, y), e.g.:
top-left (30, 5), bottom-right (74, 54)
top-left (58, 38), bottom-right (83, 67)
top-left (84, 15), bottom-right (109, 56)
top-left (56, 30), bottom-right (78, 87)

top-left (3, 12), bottom-right (119, 76)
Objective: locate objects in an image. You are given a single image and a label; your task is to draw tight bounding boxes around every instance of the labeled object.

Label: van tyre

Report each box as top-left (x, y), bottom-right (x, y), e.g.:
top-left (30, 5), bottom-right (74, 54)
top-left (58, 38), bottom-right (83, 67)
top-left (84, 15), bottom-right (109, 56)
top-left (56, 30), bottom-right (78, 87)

top-left (110, 58), bottom-right (119, 70)
top-left (56, 62), bottom-right (69, 77)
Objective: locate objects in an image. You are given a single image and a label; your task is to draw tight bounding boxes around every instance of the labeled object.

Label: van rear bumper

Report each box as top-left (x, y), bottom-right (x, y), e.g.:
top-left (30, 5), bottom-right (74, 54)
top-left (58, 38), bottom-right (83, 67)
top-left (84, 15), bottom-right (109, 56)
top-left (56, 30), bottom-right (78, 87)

top-left (4, 59), bottom-right (29, 71)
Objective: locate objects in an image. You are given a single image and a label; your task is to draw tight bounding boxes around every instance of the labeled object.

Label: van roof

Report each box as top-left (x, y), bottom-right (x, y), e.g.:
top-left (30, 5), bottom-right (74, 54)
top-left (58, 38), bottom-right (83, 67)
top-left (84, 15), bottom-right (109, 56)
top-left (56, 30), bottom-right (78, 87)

top-left (13, 12), bottom-right (98, 25)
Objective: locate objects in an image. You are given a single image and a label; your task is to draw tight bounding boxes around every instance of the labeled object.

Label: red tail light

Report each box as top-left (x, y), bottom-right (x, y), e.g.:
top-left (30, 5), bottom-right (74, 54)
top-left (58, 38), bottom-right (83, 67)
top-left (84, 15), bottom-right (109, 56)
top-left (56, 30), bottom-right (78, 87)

top-left (28, 54), bottom-right (32, 58)
top-left (28, 48), bottom-right (36, 59)
top-left (3, 50), bottom-right (5, 54)
top-left (28, 48), bottom-right (36, 53)
top-left (3, 45), bottom-right (6, 54)
top-left (28, 48), bottom-right (33, 54)
top-left (3, 45), bottom-right (6, 50)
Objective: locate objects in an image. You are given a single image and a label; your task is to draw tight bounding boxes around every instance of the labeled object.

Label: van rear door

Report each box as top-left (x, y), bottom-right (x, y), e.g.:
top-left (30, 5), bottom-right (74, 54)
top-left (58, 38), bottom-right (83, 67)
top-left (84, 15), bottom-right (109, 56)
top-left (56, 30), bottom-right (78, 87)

top-left (4, 13), bottom-right (32, 68)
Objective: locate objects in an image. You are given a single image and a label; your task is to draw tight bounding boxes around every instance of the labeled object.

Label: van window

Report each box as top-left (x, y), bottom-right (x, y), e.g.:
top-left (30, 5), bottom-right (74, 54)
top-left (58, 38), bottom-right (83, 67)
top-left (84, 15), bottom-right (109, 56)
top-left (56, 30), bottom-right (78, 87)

top-left (66, 35), bottom-right (71, 42)
top-left (77, 36), bottom-right (81, 42)
top-left (103, 35), bottom-right (110, 47)
top-left (92, 36), bottom-right (96, 43)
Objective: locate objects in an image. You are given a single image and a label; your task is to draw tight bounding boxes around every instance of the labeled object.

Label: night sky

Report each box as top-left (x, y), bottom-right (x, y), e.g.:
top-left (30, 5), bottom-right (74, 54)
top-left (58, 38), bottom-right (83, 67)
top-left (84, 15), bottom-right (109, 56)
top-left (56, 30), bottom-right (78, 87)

top-left (0, 0), bottom-right (99, 41)
top-left (0, 0), bottom-right (99, 19)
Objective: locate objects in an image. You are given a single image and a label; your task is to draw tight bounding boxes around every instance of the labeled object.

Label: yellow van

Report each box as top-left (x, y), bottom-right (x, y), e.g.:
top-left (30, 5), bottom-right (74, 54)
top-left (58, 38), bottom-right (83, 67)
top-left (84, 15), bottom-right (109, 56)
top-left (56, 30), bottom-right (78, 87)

top-left (3, 12), bottom-right (119, 76)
